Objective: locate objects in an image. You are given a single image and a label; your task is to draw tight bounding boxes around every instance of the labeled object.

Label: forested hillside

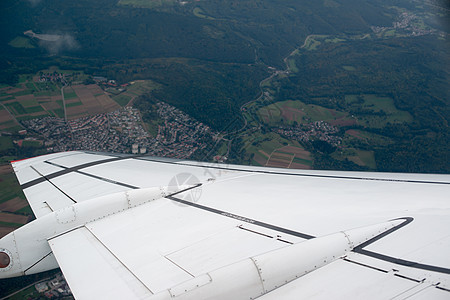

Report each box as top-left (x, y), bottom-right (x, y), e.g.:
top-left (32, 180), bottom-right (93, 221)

top-left (1, 0), bottom-right (448, 172)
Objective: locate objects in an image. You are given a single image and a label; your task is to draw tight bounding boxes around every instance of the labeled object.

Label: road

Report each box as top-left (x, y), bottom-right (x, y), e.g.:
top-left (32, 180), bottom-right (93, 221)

top-left (224, 34), bottom-right (315, 138)
top-left (60, 85), bottom-right (67, 122)
top-left (211, 34), bottom-right (316, 158)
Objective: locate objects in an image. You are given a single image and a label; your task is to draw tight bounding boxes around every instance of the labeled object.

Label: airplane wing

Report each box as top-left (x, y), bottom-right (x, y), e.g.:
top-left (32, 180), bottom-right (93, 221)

top-left (7, 151), bottom-right (450, 299)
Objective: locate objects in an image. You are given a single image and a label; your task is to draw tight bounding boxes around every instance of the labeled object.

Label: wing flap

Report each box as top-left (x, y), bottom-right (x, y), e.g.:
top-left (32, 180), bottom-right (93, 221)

top-left (259, 259), bottom-right (425, 300)
top-left (48, 226), bottom-right (153, 300)
top-left (83, 196), bottom-right (296, 293)
top-left (165, 225), bottom-right (289, 276)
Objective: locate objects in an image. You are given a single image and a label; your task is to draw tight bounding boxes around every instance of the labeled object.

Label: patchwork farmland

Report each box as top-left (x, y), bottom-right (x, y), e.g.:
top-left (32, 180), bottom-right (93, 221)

top-left (0, 71), bottom-right (125, 133)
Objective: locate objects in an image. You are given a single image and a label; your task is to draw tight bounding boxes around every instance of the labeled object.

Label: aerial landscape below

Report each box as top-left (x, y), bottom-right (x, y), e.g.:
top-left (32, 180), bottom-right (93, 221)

top-left (0, 0), bottom-right (449, 298)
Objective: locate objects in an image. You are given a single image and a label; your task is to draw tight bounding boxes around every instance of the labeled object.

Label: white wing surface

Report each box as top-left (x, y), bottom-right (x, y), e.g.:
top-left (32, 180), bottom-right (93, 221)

top-left (10, 151), bottom-right (450, 299)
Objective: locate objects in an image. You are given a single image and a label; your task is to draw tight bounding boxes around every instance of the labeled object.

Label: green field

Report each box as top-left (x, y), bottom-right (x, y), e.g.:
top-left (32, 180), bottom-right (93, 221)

top-left (6, 285), bottom-right (39, 300)
top-left (304, 39), bottom-right (321, 51)
top-left (127, 80), bottom-right (160, 96)
top-left (0, 156), bottom-right (16, 165)
top-left (0, 172), bottom-right (25, 204)
top-left (383, 29), bottom-right (396, 37)
top-left (302, 35), bottom-right (329, 51)
top-left (25, 82), bottom-right (37, 92)
top-left (34, 88), bottom-right (60, 97)
top-left (215, 140), bottom-right (228, 156)
top-left (344, 129), bottom-right (391, 146)
top-left (11, 89), bottom-right (33, 97)
top-left (18, 75), bottom-right (31, 84)
top-left (16, 205), bottom-right (33, 215)
top-left (8, 37), bottom-right (35, 48)
top-left (242, 131), bottom-right (314, 167)
top-left (24, 106), bottom-right (45, 114)
top-left (22, 140), bottom-right (42, 147)
top-left (17, 114), bottom-right (47, 121)
top-left (292, 157), bottom-right (313, 166)
top-left (112, 94), bottom-right (132, 107)
top-left (286, 58), bottom-right (299, 73)
top-left (18, 98), bottom-right (40, 108)
top-left (0, 221), bottom-right (24, 228)
top-left (144, 119), bottom-right (161, 137)
top-left (258, 100), bottom-right (348, 126)
top-left (325, 37), bottom-right (346, 43)
top-left (0, 121), bottom-right (22, 132)
top-left (344, 149), bottom-right (377, 169)
top-left (63, 90), bottom-right (78, 100)
top-left (52, 108), bottom-right (65, 118)
top-left (345, 94), bottom-right (412, 127)
top-left (0, 96), bottom-right (14, 102)
top-left (66, 101), bottom-right (83, 107)
top-left (34, 81), bottom-right (60, 92)
top-left (243, 132), bottom-right (290, 160)
top-left (193, 7), bottom-right (215, 20)
top-left (0, 137), bottom-right (14, 151)
top-left (5, 102), bottom-right (26, 115)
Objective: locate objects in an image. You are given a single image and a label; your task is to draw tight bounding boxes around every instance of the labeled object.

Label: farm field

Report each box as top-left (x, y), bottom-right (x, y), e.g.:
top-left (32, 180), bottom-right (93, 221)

top-left (112, 94), bottom-right (132, 107)
top-left (265, 145), bottom-right (313, 169)
top-left (111, 80), bottom-right (160, 107)
top-left (0, 106), bottom-right (21, 131)
top-left (67, 84), bottom-right (120, 119)
top-left (344, 129), bottom-right (392, 146)
top-left (0, 70), bottom-right (125, 131)
top-left (344, 94), bottom-right (412, 128)
top-left (125, 80), bottom-right (160, 96)
top-left (258, 100), bottom-right (353, 126)
top-left (343, 149), bottom-right (377, 169)
top-left (251, 95), bottom-right (407, 171)
top-left (0, 164), bottom-right (31, 238)
top-left (8, 36), bottom-right (35, 49)
top-left (243, 132), bottom-right (313, 169)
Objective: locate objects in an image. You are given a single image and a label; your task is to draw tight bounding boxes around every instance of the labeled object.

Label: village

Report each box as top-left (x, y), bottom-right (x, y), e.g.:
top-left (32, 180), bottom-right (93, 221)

top-left (22, 102), bottom-right (217, 160)
top-left (275, 121), bottom-right (342, 147)
top-left (371, 11), bottom-right (436, 36)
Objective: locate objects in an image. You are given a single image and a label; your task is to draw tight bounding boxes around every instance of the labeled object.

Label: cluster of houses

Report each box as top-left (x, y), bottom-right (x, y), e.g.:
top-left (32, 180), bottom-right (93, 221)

top-left (275, 121), bottom-right (342, 147)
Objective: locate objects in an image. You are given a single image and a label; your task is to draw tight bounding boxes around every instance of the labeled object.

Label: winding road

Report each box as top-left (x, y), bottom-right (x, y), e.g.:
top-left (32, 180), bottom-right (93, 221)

top-left (224, 34), bottom-right (315, 139)
top-left (214, 34), bottom-right (316, 158)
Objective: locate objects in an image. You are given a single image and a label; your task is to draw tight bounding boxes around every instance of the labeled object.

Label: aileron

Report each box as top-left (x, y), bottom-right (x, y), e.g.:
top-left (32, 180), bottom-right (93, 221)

top-left (49, 226), bottom-right (153, 300)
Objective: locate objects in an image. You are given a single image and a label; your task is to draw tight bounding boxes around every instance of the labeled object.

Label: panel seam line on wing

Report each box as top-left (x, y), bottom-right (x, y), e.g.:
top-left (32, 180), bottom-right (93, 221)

top-left (83, 226), bottom-right (154, 294)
